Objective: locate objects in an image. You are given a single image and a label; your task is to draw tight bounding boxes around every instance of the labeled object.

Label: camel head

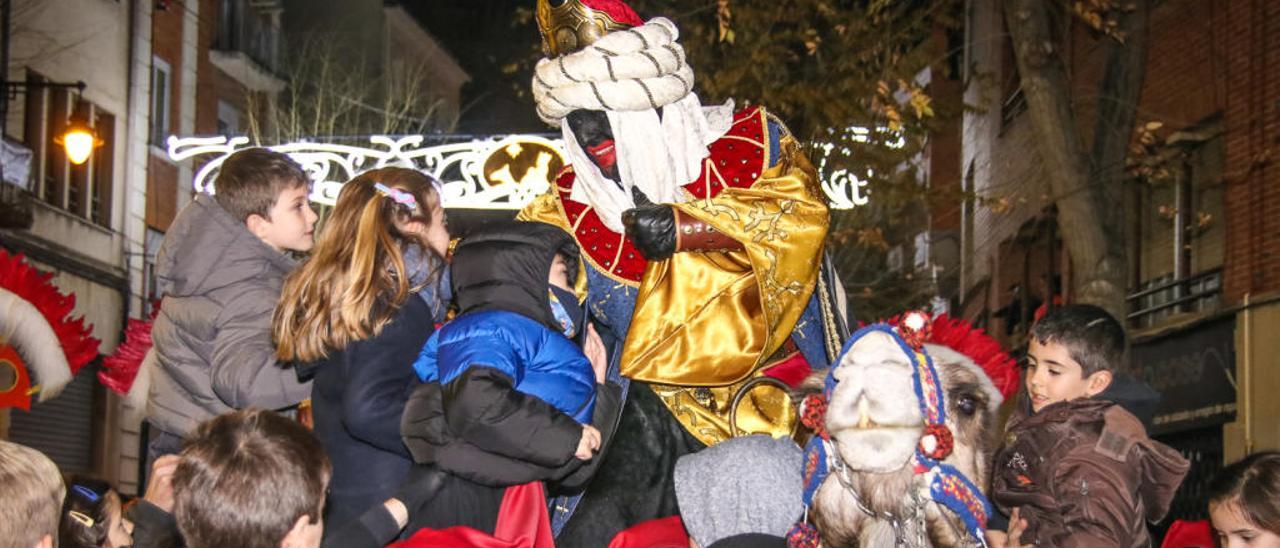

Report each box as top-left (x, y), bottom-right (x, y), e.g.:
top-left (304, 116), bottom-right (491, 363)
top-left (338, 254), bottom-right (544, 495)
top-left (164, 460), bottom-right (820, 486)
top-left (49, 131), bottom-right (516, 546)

top-left (793, 313), bottom-right (1019, 548)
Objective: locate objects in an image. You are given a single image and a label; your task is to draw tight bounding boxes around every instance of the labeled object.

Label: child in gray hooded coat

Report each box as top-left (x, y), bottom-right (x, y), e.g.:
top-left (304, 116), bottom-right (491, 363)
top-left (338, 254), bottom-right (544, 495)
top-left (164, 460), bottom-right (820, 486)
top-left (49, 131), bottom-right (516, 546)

top-left (609, 435), bottom-right (804, 548)
top-left (147, 148), bottom-right (317, 462)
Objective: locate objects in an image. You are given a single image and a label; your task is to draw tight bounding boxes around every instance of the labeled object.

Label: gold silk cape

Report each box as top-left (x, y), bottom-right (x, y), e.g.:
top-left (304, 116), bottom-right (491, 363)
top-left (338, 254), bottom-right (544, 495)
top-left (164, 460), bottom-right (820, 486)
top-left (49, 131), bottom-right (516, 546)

top-left (520, 111), bottom-right (829, 445)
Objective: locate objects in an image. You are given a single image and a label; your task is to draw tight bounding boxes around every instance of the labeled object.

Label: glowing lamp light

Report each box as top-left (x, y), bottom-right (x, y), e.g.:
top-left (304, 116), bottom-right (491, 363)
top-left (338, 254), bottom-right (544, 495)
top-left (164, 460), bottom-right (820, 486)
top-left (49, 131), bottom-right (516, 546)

top-left (55, 112), bottom-right (103, 165)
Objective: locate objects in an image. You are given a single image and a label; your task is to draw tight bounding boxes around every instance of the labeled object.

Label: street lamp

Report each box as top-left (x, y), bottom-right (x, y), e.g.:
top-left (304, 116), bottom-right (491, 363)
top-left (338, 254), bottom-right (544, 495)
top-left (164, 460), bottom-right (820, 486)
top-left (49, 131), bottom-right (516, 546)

top-left (1, 0), bottom-right (102, 168)
top-left (54, 105), bottom-right (103, 165)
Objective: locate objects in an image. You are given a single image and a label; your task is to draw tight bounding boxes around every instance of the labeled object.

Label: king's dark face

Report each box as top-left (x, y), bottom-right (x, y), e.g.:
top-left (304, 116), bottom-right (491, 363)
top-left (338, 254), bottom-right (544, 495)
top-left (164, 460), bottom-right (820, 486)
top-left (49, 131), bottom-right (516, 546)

top-left (567, 109), bottom-right (618, 180)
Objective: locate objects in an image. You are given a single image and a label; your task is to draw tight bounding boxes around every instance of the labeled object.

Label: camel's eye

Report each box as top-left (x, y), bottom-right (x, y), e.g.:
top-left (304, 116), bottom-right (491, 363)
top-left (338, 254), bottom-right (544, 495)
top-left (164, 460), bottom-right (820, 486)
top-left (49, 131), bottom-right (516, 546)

top-left (956, 394), bottom-right (979, 416)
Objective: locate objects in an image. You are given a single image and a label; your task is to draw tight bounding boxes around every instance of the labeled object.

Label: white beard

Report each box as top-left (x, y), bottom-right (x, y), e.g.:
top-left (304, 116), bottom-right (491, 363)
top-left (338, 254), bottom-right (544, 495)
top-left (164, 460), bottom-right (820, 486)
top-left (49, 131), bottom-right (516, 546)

top-left (563, 94), bottom-right (734, 233)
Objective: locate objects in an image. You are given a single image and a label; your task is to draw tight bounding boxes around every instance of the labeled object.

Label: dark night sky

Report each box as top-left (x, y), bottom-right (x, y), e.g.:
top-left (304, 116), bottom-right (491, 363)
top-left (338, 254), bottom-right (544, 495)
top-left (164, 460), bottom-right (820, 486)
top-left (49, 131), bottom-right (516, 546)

top-left (401, 1), bottom-right (547, 134)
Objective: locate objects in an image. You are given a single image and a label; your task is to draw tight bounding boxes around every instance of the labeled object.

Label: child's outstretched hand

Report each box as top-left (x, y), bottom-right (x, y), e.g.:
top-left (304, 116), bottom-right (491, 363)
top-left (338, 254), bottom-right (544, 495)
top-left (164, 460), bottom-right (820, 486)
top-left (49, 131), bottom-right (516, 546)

top-left (986, 507), bottom-right (1032, 548)
top-left (575, 424), bottom-right (602, 460)
top-left (584, 324), bottom-right (608, 384)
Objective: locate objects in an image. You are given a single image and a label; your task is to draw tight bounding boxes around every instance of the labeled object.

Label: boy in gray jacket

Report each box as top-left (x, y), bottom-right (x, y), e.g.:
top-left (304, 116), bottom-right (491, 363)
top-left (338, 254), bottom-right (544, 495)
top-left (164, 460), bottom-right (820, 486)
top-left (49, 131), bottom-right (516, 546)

top-left (147, 148), bottom-right (318, 461)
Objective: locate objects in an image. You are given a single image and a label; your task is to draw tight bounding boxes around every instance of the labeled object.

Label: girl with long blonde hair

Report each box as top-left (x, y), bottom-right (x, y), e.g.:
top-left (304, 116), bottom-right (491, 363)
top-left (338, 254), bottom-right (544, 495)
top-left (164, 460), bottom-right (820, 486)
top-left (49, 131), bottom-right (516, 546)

top-left (272, 167), bottom-right (449, 529)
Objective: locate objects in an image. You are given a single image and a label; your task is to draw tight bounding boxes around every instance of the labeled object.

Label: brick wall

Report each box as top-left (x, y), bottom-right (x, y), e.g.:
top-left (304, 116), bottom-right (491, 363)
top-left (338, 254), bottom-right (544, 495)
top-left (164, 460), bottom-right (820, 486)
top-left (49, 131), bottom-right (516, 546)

top-left (962, 0), bottom-right (1278, 314)
top-left (147, 1), bottom-right (186, 232)
top-left (1221, 0), bottom-right (1280, 302)
top-left (152, 2), bottom-right (185, 139)
top-left (195, 0), bottom-right (219, 136)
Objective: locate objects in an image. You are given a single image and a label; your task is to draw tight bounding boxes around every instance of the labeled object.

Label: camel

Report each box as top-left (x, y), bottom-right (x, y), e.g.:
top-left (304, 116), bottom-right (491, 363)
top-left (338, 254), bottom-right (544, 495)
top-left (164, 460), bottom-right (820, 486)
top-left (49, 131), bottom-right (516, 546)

top-left (795, 314), bottom-right (1019, 547)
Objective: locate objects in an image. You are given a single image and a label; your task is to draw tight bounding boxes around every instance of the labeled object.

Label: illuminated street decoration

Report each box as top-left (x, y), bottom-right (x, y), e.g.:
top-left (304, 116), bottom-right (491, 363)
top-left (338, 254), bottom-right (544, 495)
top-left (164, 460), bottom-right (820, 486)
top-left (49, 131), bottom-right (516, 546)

top-left (168, 134), bottom-right (567, 209)
top-left (815, 126), bottom-right (906, 210)
top-left (168, 132), bottom-right (880, 210)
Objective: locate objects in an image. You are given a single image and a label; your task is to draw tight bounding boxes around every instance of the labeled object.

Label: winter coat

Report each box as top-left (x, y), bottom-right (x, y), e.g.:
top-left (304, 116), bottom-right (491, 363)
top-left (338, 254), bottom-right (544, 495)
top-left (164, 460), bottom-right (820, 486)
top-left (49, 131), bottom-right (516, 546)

top-left (415, 310), bottom-right (597, 423)
top-left (302, 294), bottom-right (436, 529)
top-left (401, 221), bottom-right (621, 489)
top-left (148, 193), bottom-right (310, 437)
top-left (991, 394), bottom-right (1190, 547)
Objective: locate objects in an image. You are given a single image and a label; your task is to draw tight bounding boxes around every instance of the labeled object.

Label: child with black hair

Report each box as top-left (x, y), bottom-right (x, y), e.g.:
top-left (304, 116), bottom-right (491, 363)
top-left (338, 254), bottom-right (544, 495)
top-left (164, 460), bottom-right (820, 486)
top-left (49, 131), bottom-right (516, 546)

top-left (987, 304), bottom-right (1189, 547)
top-left (58, 478), bottom-right (132, 548)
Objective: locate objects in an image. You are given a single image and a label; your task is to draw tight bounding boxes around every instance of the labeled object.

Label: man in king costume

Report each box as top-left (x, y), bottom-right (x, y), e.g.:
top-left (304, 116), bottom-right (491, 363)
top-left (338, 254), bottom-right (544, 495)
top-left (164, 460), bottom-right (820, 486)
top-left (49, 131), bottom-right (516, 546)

top-left (518, 0), bottom-right (849, 543)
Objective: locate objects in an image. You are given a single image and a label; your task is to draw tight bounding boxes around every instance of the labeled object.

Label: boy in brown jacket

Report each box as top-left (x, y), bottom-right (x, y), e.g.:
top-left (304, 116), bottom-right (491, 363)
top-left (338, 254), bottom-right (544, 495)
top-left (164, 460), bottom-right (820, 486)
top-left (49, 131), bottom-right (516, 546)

top-left (988, 305), bottom-right (1190, 547)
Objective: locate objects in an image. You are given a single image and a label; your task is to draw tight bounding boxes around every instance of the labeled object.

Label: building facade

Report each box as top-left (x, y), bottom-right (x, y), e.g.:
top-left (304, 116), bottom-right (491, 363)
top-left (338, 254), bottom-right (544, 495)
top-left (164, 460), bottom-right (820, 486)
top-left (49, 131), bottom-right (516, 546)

top-left (0, 0), bottom-right (153, 493)
top-left (0, 0), bottom-right (470, 494)
top-left (957, 0), bottom-right (1280, 526)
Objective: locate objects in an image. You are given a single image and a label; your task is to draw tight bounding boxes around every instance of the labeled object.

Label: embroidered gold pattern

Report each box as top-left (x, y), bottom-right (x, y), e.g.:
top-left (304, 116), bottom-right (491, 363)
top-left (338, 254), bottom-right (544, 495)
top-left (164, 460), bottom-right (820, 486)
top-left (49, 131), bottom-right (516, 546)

top-left (743, 200), bottom-right (797, 243)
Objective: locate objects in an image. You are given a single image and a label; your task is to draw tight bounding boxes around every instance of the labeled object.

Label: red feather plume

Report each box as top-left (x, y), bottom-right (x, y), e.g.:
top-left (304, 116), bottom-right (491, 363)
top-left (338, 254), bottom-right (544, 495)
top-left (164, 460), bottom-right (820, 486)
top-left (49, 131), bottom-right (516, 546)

top-left (99, 313), bottom-right (155, 395)
top-left (0, 249), bottom-right (100, 374)
top-left (884, 313), bottom-right (1020, 401)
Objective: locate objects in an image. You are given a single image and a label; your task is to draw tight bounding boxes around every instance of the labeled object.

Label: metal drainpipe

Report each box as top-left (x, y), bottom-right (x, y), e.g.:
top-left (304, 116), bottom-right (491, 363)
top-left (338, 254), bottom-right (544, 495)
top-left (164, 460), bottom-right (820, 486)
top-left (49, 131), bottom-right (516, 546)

top-left (1242, 292), bottom-right (1252, 455)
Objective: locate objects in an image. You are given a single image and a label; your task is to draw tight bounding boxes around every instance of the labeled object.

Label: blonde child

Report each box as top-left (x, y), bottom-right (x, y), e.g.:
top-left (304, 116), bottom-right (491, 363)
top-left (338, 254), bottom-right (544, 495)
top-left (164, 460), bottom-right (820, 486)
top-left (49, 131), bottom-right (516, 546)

top-left (273, 167), bottom-right (450, 530)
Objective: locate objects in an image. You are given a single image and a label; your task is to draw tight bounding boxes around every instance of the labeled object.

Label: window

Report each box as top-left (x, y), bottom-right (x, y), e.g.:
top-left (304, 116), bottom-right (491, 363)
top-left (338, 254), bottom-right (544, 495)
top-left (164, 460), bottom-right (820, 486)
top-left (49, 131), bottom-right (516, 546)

top-left (998, 25), bottom-right (1026, 126)
top-left (217, 100), bottom-right (241, 135)
top-left (1130, 125), bottom-right (1224, 328)
top-left (21, 70), bottom-right (115, 227)
top-left (151, 58), bottom-right (171, 148)
top-left (92, 110), bottom-right (115, 225)
top-left (143, 228), bottom-right (165, 316)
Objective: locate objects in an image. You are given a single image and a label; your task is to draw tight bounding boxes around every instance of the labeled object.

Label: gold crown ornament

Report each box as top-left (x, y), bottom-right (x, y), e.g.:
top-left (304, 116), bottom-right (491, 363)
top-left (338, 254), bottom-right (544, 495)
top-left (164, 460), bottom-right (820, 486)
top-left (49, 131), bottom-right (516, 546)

top-left (536, 0), bottom-right (641, 57)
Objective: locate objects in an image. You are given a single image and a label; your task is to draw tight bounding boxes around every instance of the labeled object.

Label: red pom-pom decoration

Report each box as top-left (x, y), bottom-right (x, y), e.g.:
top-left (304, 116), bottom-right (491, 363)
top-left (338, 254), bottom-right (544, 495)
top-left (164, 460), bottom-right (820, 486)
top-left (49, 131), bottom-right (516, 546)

top-left (800, 393), bottom-right (829, 440)
top-left (787, 522), bottom-right (821, 548)
top-left (919, 423), bottom-right (955, 460)
top-left (897, 311), bottom-right (932, 350)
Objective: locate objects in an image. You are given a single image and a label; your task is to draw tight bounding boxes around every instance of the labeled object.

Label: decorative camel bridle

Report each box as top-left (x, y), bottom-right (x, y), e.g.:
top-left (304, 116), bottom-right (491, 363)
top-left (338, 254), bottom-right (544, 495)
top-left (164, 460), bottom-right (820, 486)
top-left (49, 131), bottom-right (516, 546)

top-left (788, 312), bottom-right (993, 548)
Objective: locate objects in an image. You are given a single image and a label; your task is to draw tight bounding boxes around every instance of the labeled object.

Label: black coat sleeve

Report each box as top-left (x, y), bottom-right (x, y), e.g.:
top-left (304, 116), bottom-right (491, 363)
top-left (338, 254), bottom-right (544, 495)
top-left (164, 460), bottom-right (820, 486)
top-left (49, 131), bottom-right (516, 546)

top-left (442, 367), bottom-right (582, 467)
top-left (320, 503), bottom-right (404, 548)
top-left (401, 380), bottom-right (576, 487)
top-left (552, 381), bottom-right (623, 491)
top-left (126, 501), bottom-right (182, 548)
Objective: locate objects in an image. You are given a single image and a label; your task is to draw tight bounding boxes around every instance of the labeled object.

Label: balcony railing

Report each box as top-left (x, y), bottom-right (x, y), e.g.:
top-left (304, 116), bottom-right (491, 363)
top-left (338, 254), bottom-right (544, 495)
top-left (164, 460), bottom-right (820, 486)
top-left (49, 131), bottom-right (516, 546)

top-left (0, 181), bottom-right (34, 229)
top-left (214, 0), bottom-right (281, 75)
top-left (1127, 267), bottom-right (1223, 329)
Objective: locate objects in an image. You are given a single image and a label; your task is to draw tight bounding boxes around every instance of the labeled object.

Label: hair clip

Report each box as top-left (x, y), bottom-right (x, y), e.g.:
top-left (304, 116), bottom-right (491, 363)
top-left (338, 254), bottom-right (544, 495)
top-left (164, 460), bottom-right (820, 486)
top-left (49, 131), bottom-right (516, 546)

top-left (373, 182), bottom-right (418, 210)
top-left (71, 484), bottom-right (101, 502)
top-left (68, 510), bottom-right (96, 528)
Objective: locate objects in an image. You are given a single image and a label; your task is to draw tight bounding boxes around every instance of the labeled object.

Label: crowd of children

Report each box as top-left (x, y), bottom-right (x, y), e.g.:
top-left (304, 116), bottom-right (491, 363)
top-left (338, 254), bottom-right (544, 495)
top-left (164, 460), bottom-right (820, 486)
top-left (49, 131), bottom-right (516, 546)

top-left (2, 148), bottom-right (1278, 548)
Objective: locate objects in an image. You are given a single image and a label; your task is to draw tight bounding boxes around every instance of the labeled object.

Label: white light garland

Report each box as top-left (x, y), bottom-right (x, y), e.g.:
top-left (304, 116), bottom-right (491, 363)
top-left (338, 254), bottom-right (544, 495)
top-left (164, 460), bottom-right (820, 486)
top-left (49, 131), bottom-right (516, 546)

top-left (168, 133), bottom-right (881, 210)
top-left (814, 126), bottom-right (906, 211)
top-left (167, 134), bottom-right (567, 209)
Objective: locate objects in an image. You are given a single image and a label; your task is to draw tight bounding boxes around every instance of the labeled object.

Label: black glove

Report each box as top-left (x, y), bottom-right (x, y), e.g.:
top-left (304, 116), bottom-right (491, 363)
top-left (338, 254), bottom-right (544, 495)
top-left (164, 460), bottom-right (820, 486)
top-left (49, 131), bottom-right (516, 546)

top-left (393, 464), bottom-right (447, 515)
top-left (621, 205), bottom-right (676, 261)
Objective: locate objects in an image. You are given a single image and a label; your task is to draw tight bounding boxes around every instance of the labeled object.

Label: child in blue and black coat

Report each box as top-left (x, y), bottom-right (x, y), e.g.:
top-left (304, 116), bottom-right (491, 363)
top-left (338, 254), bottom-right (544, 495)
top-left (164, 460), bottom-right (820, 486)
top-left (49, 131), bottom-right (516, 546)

top-left (398, 220), bottom-right (621, 534)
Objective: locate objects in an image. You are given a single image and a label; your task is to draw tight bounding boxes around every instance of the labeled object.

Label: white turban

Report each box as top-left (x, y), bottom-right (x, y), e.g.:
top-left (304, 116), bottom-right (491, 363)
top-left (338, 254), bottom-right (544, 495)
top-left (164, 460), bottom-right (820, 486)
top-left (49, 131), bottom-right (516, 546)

top-left (533, 17), bottom-right (734, 233)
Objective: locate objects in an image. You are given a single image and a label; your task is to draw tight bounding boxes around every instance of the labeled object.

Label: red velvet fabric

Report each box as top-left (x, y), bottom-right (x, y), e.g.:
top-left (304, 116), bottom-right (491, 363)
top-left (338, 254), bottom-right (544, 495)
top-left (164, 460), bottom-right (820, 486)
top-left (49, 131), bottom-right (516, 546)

top-left (390, 482), bottom-right (555, 548)
top-left (608, 515), bottom-right (690, 548)
top-left (1160, 520), bottom-right (1215, 548)
top-left (760, 351), bottom-right (812, 388)
top-left (582, 0), bottom-right (645, 26)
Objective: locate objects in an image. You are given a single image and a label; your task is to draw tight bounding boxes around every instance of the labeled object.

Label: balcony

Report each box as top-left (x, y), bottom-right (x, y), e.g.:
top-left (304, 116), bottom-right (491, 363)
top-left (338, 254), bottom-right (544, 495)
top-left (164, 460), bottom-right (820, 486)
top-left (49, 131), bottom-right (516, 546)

top-left (0, 182), bottom-right (33, 229)
top-left (1127, 268), bottom-right (1223, 330)
top-left (1, 139), bottom-right (35, 228)
top-left (211, 0), bottom-right (285, 93)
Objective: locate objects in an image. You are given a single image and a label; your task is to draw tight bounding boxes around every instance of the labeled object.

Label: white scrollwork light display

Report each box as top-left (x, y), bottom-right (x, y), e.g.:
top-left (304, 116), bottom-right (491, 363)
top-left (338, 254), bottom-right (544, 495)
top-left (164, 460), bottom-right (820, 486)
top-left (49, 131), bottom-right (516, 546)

top-left (168, 133), bottom-right (875, 210)
top-left (167, 134), bottom-right (568, 209)
top-left (814, 126), bottom-right (906, 210)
